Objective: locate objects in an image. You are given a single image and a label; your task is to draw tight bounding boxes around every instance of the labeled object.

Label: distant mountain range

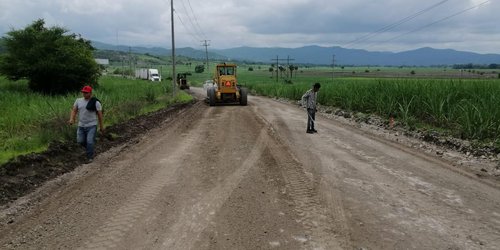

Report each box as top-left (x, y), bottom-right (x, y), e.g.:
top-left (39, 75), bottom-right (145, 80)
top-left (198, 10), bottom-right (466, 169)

top-left (91, 41), bottom-right (226, 61)
top-left (91, 41), bottom-right (500, 66)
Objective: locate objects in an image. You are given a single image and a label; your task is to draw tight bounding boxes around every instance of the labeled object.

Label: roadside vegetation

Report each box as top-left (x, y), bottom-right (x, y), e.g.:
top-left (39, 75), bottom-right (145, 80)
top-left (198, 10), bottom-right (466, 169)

top-left (243, 73), bottom-right (500, 147)
top-left (0, 76), bottom-right (192, 164)
top-left (0, 19), bottom-right (100, 94)
top-left (0, 19), bottom-right (193, 165)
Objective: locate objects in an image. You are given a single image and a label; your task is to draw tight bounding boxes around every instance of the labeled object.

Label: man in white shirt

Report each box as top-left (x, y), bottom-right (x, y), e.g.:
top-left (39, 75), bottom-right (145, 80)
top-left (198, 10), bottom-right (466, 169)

top-left (68, 85), bottom-right (104, 162)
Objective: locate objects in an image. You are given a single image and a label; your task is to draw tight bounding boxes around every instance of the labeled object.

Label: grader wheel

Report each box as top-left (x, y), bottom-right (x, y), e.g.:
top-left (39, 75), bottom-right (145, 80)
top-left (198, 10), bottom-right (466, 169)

top-left (239, 88), bottom-right (248, 106)
top-left (208, 88), bottom-right (216, 106)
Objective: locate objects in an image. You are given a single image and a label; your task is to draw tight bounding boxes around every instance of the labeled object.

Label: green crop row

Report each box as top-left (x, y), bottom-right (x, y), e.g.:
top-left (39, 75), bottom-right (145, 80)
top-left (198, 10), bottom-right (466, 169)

top-left (245, 78), bottom-right (500, 142)
top-left (0, 76), bottom-right (192, 164)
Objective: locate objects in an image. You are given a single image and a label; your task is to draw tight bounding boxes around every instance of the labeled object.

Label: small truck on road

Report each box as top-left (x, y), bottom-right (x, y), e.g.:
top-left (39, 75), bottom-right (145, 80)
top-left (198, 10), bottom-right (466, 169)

top-left (135, 68), bottom-right (161, 82)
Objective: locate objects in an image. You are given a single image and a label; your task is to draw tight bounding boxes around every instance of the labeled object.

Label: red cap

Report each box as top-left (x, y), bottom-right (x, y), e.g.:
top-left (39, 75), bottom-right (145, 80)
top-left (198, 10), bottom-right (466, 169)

top-left (81, 85), bottom-right (92, 93)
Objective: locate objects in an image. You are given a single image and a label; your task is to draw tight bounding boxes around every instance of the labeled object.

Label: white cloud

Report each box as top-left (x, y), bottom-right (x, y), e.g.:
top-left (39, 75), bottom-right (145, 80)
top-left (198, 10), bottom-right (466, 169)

top-left (0, 0), bottom-right (499, 54)
top-left (59, 0), bottom-right (124, 15)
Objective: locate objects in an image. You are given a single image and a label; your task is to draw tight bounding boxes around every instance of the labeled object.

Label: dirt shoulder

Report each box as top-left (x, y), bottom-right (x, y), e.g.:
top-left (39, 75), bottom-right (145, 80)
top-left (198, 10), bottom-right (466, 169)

top-left (268, 96), bottom-right (500, 183)
top-left (0, 101), bottom-right (195, 206)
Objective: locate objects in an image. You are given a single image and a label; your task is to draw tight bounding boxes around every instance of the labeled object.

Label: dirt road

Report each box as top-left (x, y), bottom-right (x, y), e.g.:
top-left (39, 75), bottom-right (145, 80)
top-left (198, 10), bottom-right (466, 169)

top-left (1, 88), bottom-right (499, 249)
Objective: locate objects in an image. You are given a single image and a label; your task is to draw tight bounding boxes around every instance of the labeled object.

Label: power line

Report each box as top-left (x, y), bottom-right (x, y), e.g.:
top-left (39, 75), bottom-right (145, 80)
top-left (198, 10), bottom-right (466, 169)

top-left (174, 10), bottom-right (202, 45)
top-left (163, 0), bottom-right (199, 46)
top-left (186, 0), bottom-right (208, 39)
top-left (343, 0), bottom-right (450, 48)
top-left (175, 12), bottom-right (201, 42)
top-left (378, 0), bottom-right (490, 45)
top-left (342, 0), bottom-right (490, 54)
top-left (178, 0), bottom-right (204, 41)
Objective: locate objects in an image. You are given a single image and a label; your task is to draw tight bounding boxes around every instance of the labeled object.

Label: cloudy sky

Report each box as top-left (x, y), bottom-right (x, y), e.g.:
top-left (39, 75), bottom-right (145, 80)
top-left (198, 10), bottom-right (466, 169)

top-left (0, 0), bottom-right (498, 53)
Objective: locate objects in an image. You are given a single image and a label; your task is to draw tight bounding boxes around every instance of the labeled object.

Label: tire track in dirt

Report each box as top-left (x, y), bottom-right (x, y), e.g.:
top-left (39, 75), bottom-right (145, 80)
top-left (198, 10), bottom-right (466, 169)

top-left (161, 127), bottom-right (271, 249)
top-left (77, 105), bottom-right (208, 250)
top-left (257, 113), bottom-right (348, 250)
top-left (267, 134), bottom-right (345, 249)
top-left (0, 102), bottom-right (205, 250)
top-left (4, 89), bottom-right (499, 249)
top-left (300, 109), bottom-right (500, 249)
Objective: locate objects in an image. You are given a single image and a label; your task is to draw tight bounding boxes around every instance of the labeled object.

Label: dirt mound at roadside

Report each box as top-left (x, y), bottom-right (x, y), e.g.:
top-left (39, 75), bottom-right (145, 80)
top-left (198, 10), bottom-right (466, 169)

top-left (0, 101), bottom-right (195, 205)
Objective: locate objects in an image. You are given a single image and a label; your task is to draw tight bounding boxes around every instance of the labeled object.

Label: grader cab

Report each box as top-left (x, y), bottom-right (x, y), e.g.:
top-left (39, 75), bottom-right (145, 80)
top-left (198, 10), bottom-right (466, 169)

top-left (177, 73), bottom-right (190, 90)
top-left (207, 63), bottom-right (247, 106)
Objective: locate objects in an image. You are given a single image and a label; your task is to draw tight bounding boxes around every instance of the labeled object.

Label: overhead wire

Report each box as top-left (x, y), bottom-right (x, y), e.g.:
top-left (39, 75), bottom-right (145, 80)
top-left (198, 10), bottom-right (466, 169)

top-left (174, 10), bottom-right (202, 45)
top-left (379, 0), bottom-right (491, 45)
top-left (186, 0), bottom-right (208, 40)
top-left (343, 0), bottom-right (450, 48)
top-left (178, 0), bottom-right (205, 41)
top-left (338, 0), bottom-right (491, 62)
top-left (162, 0), bottom-right (205, 46)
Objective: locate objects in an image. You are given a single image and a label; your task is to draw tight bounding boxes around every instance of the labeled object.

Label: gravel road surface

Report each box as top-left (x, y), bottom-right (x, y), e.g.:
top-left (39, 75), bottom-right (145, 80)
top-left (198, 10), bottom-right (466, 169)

top-left (1, 88), bottom-right (499, 249)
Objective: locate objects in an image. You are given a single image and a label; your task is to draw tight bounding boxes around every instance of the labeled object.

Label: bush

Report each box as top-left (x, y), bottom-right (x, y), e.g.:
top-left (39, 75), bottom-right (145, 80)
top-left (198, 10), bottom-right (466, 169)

top-left (113, 68), bottom-right (133, 76)
top-left (144, 86), bottom-right (157, 103)
top-left (0, 39), bottom-right (6, 54)
top-left (248, 67), bottom-right (254, 71)
top-left (195, 64), bottom-right (205, 73)
top-left (0, 19), bottom-right (100, 94)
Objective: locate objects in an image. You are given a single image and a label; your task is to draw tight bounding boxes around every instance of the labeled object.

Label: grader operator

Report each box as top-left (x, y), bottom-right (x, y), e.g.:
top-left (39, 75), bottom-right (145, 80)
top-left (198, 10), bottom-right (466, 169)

top-left (207, 63), bottom-right (247, 106)
top-left (177, 73), bottom-right (190, 90)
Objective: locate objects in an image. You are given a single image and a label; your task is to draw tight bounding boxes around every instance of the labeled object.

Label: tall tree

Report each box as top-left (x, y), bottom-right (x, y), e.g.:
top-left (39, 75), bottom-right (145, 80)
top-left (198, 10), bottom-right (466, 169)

top-left (0, 38), bottom-right (6, 54)
top-left (0, 19), bottom-right (100, 94)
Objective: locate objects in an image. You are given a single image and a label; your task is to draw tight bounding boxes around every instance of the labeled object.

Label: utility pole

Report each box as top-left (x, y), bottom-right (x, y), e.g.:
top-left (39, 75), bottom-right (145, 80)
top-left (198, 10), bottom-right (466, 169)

top-left (128, 47), bottom-right (132, 78)
top-left (286, 55), bottom-right (295, 79)
top-left (332, 54), bottom-right (335, 82)
top-left (201, 40), bottom-right (211, 71)
top-left (271, 56), bottom-right (280, 82)
top-left (271, 55), bottom-right (294, 82)
top-left (170, 0), bottom-right (176, 96)
top-left (287, 56), bottom-right (290, 79)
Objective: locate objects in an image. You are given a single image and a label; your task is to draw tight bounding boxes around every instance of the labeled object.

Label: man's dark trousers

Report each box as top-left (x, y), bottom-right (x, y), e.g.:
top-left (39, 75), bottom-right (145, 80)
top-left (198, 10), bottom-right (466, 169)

top-left (307, 108), bottom-right (316, 131)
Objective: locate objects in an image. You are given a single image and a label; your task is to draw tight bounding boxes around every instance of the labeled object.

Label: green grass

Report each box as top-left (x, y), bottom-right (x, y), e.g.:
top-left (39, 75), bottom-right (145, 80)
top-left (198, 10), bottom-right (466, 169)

top-left (0, 76), bottom-right (193, 164)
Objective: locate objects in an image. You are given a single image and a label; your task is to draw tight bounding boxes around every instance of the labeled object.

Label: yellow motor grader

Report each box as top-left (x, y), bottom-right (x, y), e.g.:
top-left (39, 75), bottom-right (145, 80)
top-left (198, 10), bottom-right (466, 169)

top-left (207, 63), bottom-right (247, 106)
